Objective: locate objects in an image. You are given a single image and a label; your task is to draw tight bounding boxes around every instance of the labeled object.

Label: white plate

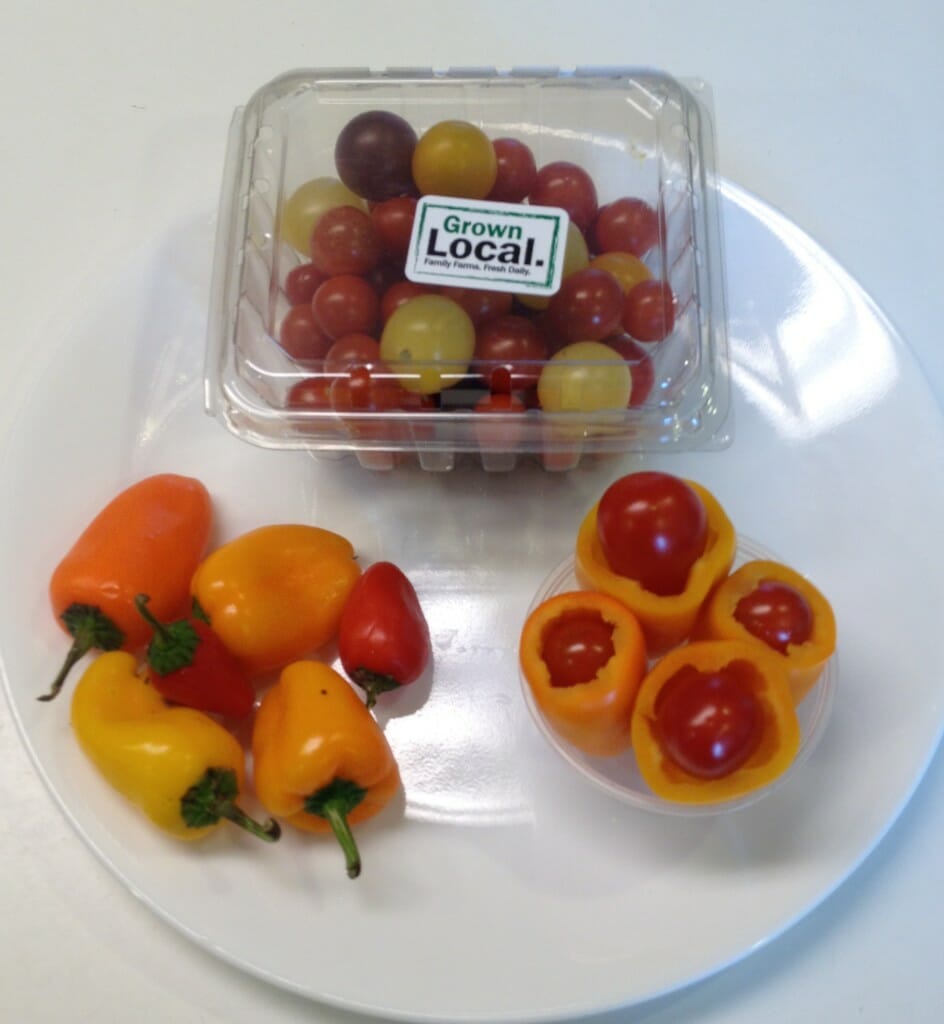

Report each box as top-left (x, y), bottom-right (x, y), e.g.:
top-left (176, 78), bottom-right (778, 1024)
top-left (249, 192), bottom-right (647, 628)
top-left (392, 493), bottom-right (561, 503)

top-left (2, 182), bottom-right (943, 1023)
top-left (520, 539), bottom-right (838, 818)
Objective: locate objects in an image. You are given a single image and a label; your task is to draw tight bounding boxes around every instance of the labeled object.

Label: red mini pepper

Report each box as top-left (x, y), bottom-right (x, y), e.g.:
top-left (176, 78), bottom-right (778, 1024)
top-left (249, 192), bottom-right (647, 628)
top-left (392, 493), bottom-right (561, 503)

top-left (135, 594), bottom-right (255, 718)
top-left (338, 562), bottom-right (432, 709)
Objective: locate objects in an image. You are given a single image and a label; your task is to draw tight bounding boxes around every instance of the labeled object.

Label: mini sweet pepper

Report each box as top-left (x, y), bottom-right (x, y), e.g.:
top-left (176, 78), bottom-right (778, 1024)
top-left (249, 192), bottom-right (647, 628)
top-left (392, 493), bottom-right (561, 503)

top-left (70, 651), bottom-right (279, 842)
top-left (252, 661), bottom-right (401, 879)
top-left (190, 524), bottom-right (361, 676)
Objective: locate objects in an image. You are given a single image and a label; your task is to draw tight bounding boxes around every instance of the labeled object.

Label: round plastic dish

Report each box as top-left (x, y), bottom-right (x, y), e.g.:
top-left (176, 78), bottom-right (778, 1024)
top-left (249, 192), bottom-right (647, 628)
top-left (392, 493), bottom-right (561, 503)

top-left (519, 535), bottom-right (837, 817)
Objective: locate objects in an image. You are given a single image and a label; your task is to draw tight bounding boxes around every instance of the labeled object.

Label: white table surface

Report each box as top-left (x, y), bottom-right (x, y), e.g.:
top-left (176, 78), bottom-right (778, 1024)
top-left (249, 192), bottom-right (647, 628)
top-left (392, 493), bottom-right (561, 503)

top-left (2, 2), bottom-right (942, 1021)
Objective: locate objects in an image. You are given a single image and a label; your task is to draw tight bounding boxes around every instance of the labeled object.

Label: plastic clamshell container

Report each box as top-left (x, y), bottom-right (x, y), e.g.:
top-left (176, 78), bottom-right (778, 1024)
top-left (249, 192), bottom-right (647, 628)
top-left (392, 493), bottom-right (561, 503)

top-left (205, 67), bottom-right (730, 472)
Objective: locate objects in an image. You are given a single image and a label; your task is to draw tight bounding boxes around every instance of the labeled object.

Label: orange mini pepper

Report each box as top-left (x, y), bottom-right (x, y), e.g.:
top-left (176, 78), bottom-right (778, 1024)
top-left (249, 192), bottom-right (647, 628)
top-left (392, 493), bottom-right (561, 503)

top-left (251, 661), bottom-right (401, 878)
top-left (190, 524), bottom-right (361, 676)
top-left (42, 474), bottom-right (213, 701)
top-left (519, 590), bottom-right (648, 757)
top-left (575, 480), bottom-right (735, 655)
top-left (695, 559), bottom-right (837, 704)
top-left (631, 640), bottom-right (801, 804)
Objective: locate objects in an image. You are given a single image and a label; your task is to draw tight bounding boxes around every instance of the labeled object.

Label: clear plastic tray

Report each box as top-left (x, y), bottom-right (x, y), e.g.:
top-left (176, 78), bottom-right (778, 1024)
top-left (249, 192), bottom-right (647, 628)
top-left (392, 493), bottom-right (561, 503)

top-left (205, 67), bottom-right (730, 471)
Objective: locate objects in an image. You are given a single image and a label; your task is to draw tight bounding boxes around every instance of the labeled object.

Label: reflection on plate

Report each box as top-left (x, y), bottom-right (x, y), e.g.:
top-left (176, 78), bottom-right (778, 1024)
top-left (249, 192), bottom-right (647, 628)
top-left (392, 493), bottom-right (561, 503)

top-left (1, 182), bottom-right (943, 1023)
top-left (520, 538), bottom-right (837, 818)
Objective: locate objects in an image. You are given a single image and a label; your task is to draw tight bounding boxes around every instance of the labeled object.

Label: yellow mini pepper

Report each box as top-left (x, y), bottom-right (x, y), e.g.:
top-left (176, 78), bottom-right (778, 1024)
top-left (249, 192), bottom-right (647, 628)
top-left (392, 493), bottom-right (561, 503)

top-left (70, 651), bottom-right (279, 842)
top-left (252, 661), bottom-right (401, 879)
top-left (191, 524), bottom-right (361, 676)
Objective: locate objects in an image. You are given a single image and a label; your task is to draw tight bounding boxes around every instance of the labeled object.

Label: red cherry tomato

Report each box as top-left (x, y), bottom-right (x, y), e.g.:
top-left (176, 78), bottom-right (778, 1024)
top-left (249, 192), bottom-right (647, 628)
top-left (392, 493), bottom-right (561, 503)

top-left (530, 161), bottom-right (598, 231)
top-left (539, 609), bottom-right (615, 688)
top-left (381, 281), bottom-right (432, 322)
top-left (309, 205), bottom-right (382, 276)
top-left (334, 110), bottom-right (418, 202)
top-left (623, 280), bottom-right (676, 343)
top-left (323, 333), bottom-right (382, 374)
top-left (285, 375), bottom-right (332, 411)
top-left (311, 275), bottom-right (379, 340)
top-left (592, 198), bottom-right (661, 257)
top-left (278, 305), bottom-right (333, 362)
top-left (473, 390), bottom-right (527, 451)
top-left (487, 138), bottom-right (537, 203)
top-left (284, 262), bottom-right (328, 306)
top-left (338, 561), bottom-right (432, 709)
top-left (596, 472), bottom-right (708, 596)
top-left (439, 286), bottom-right (513, 327)
top-left (545, 268), bottom-right (623, 343)
top-left (474, 314), bottom-right (548, 391)
top-left (734, 581), bottom-right (814, 655)
top-left (604, 333), bottom-right (655, 407)
top-left (654, 662), bottom-right (764, 779)
top-left (370, 196), bottom-right (418, 262)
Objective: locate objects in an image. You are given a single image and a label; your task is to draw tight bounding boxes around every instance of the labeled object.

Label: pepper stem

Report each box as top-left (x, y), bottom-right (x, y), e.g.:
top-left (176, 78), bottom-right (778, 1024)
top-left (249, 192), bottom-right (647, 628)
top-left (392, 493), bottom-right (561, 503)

top-left (134, 594), bottom-right (172, 641)
top-left (180, 767), bottom-right (281, 843)
top-left (351, 668), bottom-right (402, 711)
top-left (38, 604), bottom-right (125, 702)
top-left (304, 777), bottom-right (368, 879)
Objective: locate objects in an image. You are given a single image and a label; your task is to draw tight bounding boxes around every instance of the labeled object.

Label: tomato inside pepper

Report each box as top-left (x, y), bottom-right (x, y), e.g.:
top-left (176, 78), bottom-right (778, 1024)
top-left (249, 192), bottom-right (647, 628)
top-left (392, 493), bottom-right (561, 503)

top-left (520, 591), bottom-right (647, 757)
top-left (695, 559), bottom-right (836, 704)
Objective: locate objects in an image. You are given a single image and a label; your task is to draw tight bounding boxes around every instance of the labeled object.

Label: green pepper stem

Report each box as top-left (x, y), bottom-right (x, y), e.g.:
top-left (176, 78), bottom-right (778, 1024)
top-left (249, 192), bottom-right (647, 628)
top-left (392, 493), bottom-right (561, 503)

top-left (219, 803), bottom-right (282, 843)
top-left (351, 668), bottom-right (402, 711)
top-left (134, 594), bottom-right (172, 642)
top-left (304, 777), bottom-right (367, 879)
top-left (180, 767), bottom-right (281, 843)
top-left (37, 640), bottom-right (88, 702)
top-left (39, 604), bottom-right (125, 702)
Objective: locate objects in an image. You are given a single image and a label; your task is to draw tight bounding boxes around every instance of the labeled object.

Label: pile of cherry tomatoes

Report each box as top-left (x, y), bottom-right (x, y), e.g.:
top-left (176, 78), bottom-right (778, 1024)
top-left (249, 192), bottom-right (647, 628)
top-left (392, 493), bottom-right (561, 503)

top-left (273, 110), bottom-right (680, 433)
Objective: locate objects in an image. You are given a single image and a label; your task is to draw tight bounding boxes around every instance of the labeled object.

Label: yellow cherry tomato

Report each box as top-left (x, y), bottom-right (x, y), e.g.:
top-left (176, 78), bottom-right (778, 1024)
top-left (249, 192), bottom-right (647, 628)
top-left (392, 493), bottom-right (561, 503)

top-left (380, 294), bottom-right (476, 395)
top-left (518, 222), bottom-right (590, 311)
top-left (279, 177), bottom-right (367, 255)
top-left (537, 340), bottom-right (632, 413)
top-left (589, 251), bottom-right (652, 294)
top-left (412, 120), bottom-right (497, 199)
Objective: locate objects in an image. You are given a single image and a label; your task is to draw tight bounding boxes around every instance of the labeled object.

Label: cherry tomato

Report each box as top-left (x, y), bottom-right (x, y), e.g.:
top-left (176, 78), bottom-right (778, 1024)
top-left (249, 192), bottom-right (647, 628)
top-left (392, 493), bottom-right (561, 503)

top-left (438, 286), bottom-right (513, 327)
top-left (653, 662), bottom-right (764, 779)
top-left (323, 333), bottom-right (382, 374)
top-left (487, 138), bottom-right (537, 203)
top-left (589, 252), bottom-right (651, 294)
top-left (379, 294), bottom-right (476, 395)
top-left (309, 205), bottom-right (382, 276)
top-left (592, 197), bottom-right (661, 257)
top-left (605, 333), bottom-right (655, 407)
top-left (338, 561), bottom-right (432, 709)
top-left (370, 196), bottom-right (418, 262)
top-left (334, 110), bottom-right (418, 201)
top-left (517, 221), bottom-right (589, 311)
top-left (363, 261), bottom-right (405, 296)
top-left (596, 472), bottom-right (708, 596)
top-left (536, 341), bottom-right (632, 413)
top-left (381, 281), bottom-right (433, 322)
top-left (473, 390), bottom-right (527, 452)
top-left (412, 120), bottom-right (497, 199)
top-left (285, 375), bottom-right (332, 411)
top-left (545, 268), bottom-right (623, 343)
top-left (280, 177), bottom-right (366, 255)
top-left (311, 275), bottom-right (379, 340)
top-left (474, 314), bottom-right (548, 391)
top-left (284, 262), bottom-right (328, 306)
top-left (530, 161), bottom-right (597, 231)
top-left (734, 581), bottom-right (814, 655)
top-left (329, 364), bottom-right (405, 414)
top-left (278, 305), bottom-right (333, 362)
top-left (623, 279), bottom-right (676, 343)
top-left (540, 609), bottom-right (615, 688)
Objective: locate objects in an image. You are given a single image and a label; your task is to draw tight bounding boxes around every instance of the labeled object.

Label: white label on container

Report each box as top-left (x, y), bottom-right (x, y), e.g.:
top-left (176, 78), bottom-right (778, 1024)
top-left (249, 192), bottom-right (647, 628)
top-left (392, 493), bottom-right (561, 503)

top-left (405, 196), bottom-right (569, 296)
